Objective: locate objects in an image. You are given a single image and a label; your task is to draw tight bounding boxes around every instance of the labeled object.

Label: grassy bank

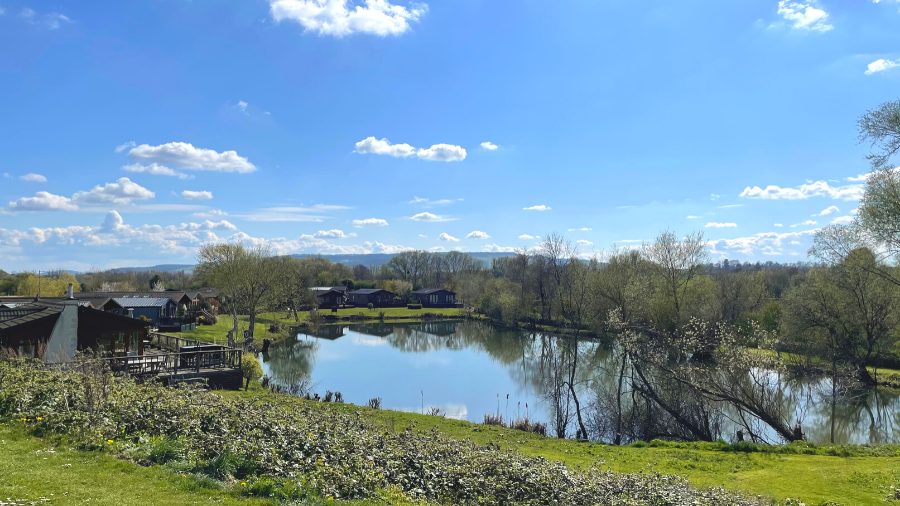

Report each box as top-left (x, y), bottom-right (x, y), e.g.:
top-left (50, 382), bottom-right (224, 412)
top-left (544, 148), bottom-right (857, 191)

top-left (179, 308), bottom-right (467, 345)
top-left (223, 387), bottom-right (900, 506)
top-left (0, 424), bottom-right (268, 506)
top-left (0, 361), bottom-right (761, 506)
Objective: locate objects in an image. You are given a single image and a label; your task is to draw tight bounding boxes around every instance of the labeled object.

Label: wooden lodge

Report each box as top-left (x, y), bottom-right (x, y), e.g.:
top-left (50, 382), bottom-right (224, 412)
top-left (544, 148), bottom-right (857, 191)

top-left (0, 287), bottom-right (241, 389)
top-left (347, 288), bottom-right (397, 308)
top-left (312, 287), bottom-right (346, 309)
top-left (0, 299), bottom-right (149, 362)
top-left (410, 288), bottom-right (458, 308)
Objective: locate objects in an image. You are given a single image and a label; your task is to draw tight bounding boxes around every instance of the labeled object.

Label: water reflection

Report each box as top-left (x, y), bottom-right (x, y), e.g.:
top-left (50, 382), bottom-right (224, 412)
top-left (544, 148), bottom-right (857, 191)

top-left (261, 320), bottom-right (899, 444)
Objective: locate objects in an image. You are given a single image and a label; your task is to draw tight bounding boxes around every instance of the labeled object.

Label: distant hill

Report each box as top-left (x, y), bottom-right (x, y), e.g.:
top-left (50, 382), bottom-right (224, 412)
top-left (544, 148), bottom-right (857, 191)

top-left (108, 264), bottom-right (196, 274)
top-left (291, 252), bottom-right (515, 267)
top-left (103, 252), bottom-right (516, 273)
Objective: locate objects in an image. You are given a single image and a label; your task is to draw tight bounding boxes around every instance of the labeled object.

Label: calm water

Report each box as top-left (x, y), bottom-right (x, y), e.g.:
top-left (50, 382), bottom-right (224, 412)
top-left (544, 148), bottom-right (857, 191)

top-left (261, 320), bottom-right (900, 444)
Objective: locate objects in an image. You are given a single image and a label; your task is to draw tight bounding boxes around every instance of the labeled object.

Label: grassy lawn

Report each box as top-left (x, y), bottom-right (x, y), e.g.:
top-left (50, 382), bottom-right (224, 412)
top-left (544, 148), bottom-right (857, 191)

top-left (0, 424), bottom-right (268, 506)
top-left (178, 308), bottom-right (467, 345)
top-left (221, 387), bottom-right (900, 506)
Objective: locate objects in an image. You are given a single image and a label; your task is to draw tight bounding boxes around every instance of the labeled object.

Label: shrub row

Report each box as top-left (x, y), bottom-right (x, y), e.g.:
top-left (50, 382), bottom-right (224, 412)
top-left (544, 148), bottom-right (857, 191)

top-left (0, 359), bottom-right (762, 505)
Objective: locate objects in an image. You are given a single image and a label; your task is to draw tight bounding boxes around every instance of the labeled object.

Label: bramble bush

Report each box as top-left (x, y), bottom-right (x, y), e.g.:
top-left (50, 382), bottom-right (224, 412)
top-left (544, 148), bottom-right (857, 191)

top-left (0, 359), bottom-right (763, 505)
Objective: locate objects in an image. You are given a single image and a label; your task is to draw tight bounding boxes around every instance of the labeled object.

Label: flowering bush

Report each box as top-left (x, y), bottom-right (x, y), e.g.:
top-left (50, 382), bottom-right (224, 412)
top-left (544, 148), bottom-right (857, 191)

top-left (0, 360), bottom-right (762, 505)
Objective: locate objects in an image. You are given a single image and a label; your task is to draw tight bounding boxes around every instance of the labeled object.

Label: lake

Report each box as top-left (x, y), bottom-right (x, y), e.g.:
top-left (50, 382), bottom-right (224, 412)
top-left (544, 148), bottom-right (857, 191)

top-left (261, 320), bottom-right (900, 445)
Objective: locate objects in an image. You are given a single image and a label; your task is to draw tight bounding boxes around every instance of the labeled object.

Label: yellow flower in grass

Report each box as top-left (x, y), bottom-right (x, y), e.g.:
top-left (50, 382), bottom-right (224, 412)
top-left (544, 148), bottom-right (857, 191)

top-left (107, 439), bottom-right (115, 445)
top-left (240, 481), bottom-right (248, 488)
top-left (36, 416), bottom-right (44, 421)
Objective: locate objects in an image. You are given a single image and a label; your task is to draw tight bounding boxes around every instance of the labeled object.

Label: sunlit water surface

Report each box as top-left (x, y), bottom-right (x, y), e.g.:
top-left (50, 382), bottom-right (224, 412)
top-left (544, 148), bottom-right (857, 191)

top-left (261, 320), bottom-right (899, 444)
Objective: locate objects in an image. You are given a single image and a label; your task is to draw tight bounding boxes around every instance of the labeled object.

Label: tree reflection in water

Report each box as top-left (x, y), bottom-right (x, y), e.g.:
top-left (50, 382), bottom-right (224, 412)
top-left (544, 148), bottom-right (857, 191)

top-left (262, 321), bottom-right (899, 444)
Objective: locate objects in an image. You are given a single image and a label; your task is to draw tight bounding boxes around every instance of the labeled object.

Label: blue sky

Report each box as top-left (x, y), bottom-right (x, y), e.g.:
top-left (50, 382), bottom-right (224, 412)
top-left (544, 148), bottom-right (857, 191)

top-left (1, 0), bottom-right (899, 271)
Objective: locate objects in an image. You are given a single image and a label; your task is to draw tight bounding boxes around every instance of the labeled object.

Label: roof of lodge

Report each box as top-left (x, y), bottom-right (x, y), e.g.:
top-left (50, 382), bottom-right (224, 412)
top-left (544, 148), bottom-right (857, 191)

top-left (77, 291), bottom-right (192, 304)
top-left (411, 288), bottom-right (455, 295)
top-left (348, 288), bottom-right (395, 295)
top-left (112, 297), bottom-right (173, 308)
top-left (0, 303), bottom-right (62, 329)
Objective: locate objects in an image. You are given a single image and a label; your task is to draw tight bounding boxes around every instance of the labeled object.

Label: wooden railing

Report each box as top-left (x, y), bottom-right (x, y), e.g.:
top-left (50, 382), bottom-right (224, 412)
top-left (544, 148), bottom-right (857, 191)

top-left (104, 348), bottom-right (242, 377)
top-left (148, 332), bottom-right (204, 351)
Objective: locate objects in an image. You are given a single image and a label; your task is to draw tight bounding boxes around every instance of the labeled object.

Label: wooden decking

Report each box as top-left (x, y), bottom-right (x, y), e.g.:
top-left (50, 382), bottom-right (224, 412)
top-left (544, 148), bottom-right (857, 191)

top-left (105, 332), bottom-right (243, 389)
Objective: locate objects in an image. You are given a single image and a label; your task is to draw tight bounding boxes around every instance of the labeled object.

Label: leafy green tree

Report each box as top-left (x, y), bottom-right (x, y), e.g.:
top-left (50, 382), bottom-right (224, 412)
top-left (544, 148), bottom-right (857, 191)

top-left (240, 353), bottom-right (263, 390)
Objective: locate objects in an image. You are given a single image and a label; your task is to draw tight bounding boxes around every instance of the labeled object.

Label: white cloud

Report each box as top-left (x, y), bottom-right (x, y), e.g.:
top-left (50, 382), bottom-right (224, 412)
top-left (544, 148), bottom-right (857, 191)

top-left (776, 1), bottom-right (833, 32)
top-left (72, 177), bottom-right (155, 206)
top-left (484, 243), bottom-right (518, 253)
top-left (19, 173), bottom-right (47, 183)
top-left (410, 212), bottom-right (453, 222)
top-left (314, 229), bottom-right (349, 238)
top-left (354, 136), bottom-right (416, 157)
top-left (576, 239), bottom-right (593, 246)
top-left (352, 217), bottom-right (389, 227)
top-left (686, 215), bottom-right (700, 220)
top-left (123, 162), bottom-right (190, 180)
top-left (831, 215), bottom-right (855, 225)
top-left (774, 223), bottom-right (784, 227)
top-left (817, 205), bottom-right (839, 216)
top-left (128, 141), bottom-right (256, 173)
top-left (865, 58), bottom-right (900, 75)
top-left (523, 204), bottom-right (551, 212)
top-left (193, 209), bottom-right (228, 219)
top-left (740, 180), bottom-right (864, 201)
top-left (181, 190), bottom-right (213, 200)
top-left (269, 0), bottom-right (426, 37)
top-left (518, 234), bottom-right (537, 240)
top-left (416, 143), bottom-right (467, 162)
top-left (708, 228), bottom-right (818, 257)
top-left (7, 191), bottom-right (77, 212)
top-left (439, 232), bottom-right (459, 242)
top-left (567, 227), bottom-right (592, 232)
top-left (355, 136), bottom-right (466, 162)
top-left (705, 222), bottom-right (738, 229)
top-left (791, 219), bottom-right (818, 227)
top-left (480, 141), bottom-right (498, 151)
top-left (466, 230), bottom-right (490, 239)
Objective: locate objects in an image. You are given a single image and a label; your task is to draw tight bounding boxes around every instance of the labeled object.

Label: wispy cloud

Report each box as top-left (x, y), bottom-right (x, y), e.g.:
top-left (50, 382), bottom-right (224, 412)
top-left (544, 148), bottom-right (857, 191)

top-left (409, 212), bottom-right (454, 222)
top-left (480, 141), bottom-right (498, 151)
top-left (19, 7), bottom-right (71, 30)
top-left (523, 204), bottom-right (551, 212)
top-left (466, 230), bottom-right (490, 239)
top-left (740, 179), bottom-right (863, 200)
top-left (439, 232), bottom-right (459, 242)
top-left (123, 162), bottom-right (191, 180)
top-left (705, 222), bottom-right (737, 229)
top-left (19, 173), bottom-right (47, 183)
top-left (352, 217), bottom-right (389, 227)
top-left (181, 190), bottom-right (213, 200)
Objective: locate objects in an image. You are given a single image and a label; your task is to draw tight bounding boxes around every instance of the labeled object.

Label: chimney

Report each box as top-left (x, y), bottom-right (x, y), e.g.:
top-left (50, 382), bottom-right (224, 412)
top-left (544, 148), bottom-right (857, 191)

top-left (127, 308), bottom-right (135, 319)
top-left (66, 283), bottom-right (74, 300)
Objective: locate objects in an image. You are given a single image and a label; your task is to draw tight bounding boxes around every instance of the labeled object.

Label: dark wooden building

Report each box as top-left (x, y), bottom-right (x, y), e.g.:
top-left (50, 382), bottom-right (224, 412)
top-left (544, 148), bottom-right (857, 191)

top-left (0, 300), bottom-right (149, 362)
top-left (410, 288), bottom-right (457, 307)
top-left (347, 289), bottom-right (397, 308)
top-left (312, 287), bottom-right (346, 309)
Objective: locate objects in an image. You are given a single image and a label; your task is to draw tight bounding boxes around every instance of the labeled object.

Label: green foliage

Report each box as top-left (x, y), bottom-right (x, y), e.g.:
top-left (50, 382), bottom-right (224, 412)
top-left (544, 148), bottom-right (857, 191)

top-left (240, 353), bottom-right (263, 390)
top-left (0, 360), bottom-right (761, 505)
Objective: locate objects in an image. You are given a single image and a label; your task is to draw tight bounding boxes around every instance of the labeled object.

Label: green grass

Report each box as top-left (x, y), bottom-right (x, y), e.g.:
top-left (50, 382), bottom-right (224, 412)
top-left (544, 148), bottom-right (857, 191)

top-left (179, 308), bottom-right (467, 345)
top-left (0, 424), bottom-right (268, 506)
top-left (222, 387), bottom-right (900, 506)
top-left (0, 422), bottom-right (421, 505)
